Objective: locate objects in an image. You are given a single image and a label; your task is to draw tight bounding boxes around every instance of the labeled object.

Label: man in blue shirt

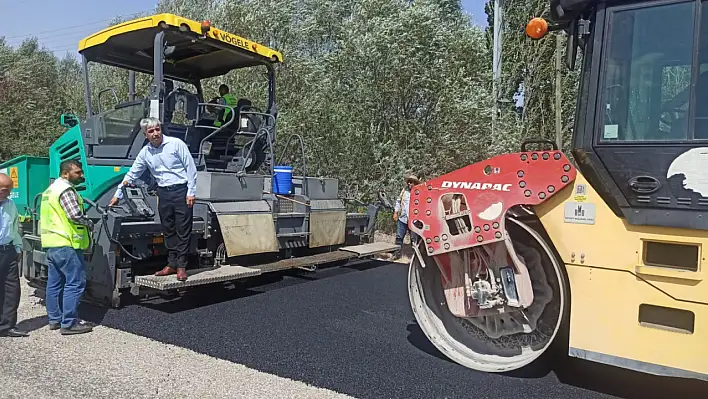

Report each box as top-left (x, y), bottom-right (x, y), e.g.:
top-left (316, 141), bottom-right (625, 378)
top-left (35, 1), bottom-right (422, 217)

top-left (109, 117), bottom-right (197, 281)
top-left (0, 173), bottom-right (29, 337)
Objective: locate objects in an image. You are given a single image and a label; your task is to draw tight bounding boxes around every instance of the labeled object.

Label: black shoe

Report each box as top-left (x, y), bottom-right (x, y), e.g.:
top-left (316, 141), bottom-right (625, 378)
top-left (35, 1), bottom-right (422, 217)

top-left (48, 323), bottom-right (60, 331)
top-left (0, 328), bottom-right (29, 337)
top-left (60, 322), bottom-right (93, 335)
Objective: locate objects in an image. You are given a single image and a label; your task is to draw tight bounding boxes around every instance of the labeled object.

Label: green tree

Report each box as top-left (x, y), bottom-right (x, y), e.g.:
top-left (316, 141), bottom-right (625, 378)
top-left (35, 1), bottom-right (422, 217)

top-left (484, 0), bottom-right (581, 154)
top-left (0, 0), bottom-right (583, 232)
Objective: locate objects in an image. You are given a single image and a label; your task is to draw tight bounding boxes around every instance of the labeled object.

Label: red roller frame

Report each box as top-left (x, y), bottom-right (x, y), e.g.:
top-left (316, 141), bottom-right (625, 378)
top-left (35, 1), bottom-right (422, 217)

top-left (408, 150), bottom-right (577, 257)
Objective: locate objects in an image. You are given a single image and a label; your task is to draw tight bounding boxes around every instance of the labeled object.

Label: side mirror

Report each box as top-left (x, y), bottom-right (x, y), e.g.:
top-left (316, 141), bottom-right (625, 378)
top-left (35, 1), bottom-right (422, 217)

top-left (60, 113), bottom-right (79, 128)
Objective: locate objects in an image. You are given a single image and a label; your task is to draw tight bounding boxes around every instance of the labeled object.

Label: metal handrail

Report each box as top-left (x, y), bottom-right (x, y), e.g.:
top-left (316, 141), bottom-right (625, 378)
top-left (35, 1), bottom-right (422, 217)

top-left (31, 193), bottom-right (42, 236)
top-left (276, 134), bottom-right (307, 194)
top-left (192, 102), bottom-right (236, 167)
top-left (277, 133), bottom-right (307, 196)
top-left (216, 110), bottom-right (277, 176)
top-left (225, 106), bottom-right (263, 156)
top-left (238, 125), bottom-right (275, 177)
top-left (183, 103), bottom-right (278, 177)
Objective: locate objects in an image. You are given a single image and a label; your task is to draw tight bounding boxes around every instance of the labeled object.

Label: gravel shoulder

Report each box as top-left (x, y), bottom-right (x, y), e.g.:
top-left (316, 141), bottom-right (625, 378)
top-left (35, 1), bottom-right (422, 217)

top-left (0, 281), bottom-right (353, 399)
top-left (374, 231), bottom-right (412, 264)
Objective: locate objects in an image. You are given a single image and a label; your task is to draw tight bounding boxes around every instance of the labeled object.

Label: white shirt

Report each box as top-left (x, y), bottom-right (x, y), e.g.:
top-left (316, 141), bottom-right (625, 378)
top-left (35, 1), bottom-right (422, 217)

top-left (0, 198), bottom-right (22, 253)
top-left (115, 135), bottom-right (197, 199)
top-left (394, 188), bottom-right (411, 224)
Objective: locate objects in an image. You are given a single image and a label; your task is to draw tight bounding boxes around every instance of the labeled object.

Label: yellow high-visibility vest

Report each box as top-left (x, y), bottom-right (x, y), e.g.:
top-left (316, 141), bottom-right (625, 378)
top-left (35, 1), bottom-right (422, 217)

top-left (39, 179), bottom-right (90, 250)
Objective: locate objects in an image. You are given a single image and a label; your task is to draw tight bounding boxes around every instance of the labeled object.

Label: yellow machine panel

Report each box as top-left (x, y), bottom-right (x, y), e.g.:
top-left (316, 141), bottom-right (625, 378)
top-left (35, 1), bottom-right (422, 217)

top-left (216, 213), bottom-right (279, 257)
top-left (534, 172), bottom-right (708, 379)
top-left (309, 211), bottom-right (347, 248)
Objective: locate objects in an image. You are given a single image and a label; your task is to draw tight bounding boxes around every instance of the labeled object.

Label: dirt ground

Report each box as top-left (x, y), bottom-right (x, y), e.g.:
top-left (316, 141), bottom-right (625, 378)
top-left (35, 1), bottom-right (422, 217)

top-left (374, 231), bottom-right (414, 264)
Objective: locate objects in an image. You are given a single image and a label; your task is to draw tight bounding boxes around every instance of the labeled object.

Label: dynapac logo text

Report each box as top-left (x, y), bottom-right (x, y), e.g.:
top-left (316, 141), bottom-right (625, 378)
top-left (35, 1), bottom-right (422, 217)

top-left (441, 181), bottom-right (512, 191)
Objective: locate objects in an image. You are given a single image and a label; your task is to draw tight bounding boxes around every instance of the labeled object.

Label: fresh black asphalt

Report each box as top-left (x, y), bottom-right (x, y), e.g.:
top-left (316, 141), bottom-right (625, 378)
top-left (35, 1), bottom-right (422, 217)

top-left (77, 261), bottom-right (707, 399)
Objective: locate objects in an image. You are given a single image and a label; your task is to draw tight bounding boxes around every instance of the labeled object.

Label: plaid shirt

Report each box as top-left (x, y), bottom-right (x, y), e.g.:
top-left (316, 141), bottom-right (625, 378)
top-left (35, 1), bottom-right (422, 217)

top-left (58, 183), bottom-right (93, 229)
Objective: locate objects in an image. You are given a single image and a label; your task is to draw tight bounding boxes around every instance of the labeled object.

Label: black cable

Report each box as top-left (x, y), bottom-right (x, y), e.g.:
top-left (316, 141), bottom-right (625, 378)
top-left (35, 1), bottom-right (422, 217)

top-left (84, 199), bottom-right (144, 261)
top-left (99, 211), bottom-right (144, 261)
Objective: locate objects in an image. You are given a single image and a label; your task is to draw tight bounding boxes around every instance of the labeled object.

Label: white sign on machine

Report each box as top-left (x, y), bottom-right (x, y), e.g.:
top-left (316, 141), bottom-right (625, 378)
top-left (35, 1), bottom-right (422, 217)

top-left (563, 201), bottom-right (596, 225)
top-left (150, 100), bottom-right (160, 118)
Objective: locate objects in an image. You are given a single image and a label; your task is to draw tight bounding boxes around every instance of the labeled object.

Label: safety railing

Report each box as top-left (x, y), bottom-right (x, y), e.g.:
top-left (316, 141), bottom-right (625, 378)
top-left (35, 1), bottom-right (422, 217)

top-left (191, 102), bottom-right (237, 168)
top-left (238, 118), bottom-right (276, 177)
top-left (172, 102), bottom-right (278, 177)
top-left (276, 133), bottom-right (306, 176)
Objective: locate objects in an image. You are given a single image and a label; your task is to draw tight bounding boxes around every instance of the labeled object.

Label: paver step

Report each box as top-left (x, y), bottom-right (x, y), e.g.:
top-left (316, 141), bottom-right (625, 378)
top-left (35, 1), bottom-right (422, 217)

top-left (338, 242), bottom-right (399, 257)
top-left (134, 265), bottom-right (261, 291)
top-left (133, 241), bottom-right (398, 291)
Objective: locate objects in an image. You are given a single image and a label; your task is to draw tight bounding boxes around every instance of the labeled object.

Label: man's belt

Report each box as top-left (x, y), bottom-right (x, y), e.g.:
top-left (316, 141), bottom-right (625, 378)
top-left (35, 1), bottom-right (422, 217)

top-left (0, 243), bottom-right (16, 251)
top-left (157, 183), bottom-right (187, 191)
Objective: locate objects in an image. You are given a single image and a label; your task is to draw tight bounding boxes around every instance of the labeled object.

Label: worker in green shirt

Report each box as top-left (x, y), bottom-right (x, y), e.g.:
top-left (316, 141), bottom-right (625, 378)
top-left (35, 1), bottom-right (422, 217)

top-left (214, 84), bottom-right (238, 127)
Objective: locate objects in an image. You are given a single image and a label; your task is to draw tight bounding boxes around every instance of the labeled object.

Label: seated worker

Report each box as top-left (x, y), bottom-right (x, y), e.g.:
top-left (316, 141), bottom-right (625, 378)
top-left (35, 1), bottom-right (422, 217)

top-left (214, 84), bottom-right (238, 127)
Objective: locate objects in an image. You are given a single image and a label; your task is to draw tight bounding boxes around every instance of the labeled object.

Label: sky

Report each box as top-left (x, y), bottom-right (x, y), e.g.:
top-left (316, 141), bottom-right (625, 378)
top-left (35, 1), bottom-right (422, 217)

top-left (0, 0), bottom-right (159, 58)
top-left (0, 0), bottom-right (488, 59)
top-left (461, 0), bottom-right (487, 26)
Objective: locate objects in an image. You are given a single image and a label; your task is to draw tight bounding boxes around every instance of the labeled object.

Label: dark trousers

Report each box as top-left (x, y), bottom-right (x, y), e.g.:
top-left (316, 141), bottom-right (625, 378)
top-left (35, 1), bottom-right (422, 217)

top-left (0, 246), bottom-right (20, 333)
top-left (394, 220), bottom-right (419, 256)
top-left (157, 184), bottom-right (192, 269)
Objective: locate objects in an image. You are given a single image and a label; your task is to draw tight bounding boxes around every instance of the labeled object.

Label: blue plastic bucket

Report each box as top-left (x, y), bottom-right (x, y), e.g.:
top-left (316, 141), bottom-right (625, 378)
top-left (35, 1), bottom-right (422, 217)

top-left (272, 166), bottom-right (294, 195)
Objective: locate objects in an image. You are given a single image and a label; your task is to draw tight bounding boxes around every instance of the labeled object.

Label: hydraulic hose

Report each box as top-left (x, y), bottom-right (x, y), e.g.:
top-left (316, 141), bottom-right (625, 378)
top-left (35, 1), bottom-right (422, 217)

top-left (83, 199), bottom-right (145, 261)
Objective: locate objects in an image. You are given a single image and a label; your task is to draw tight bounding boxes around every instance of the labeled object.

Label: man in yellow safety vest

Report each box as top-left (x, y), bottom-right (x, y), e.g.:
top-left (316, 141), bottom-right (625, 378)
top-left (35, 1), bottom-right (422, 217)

top-left (214, 84), bottom-right (238, 127)
top-left (39, 159), bottom-right (94, 335)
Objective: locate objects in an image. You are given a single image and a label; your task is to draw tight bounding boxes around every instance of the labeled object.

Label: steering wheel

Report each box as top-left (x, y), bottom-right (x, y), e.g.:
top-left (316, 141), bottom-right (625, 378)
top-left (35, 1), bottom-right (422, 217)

top-left (658, 93), bottom-right (689, 136)
top-left (660, 107), bottom-right (687, 127)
